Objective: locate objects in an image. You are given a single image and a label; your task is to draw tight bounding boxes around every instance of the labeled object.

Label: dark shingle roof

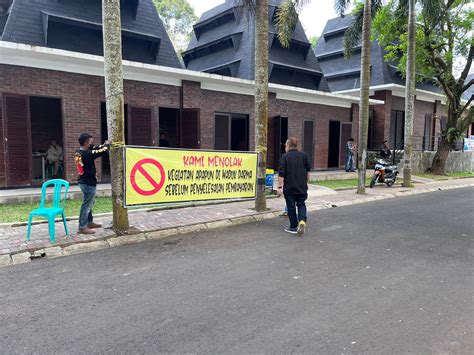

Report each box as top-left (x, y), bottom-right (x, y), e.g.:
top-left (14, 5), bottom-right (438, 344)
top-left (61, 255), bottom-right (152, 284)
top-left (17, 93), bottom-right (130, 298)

top-left (1, 0), bottom-right (182, 68)
top-left (316, 16), bottom-right (441, 94)
top-left (183, 0), bottom-right (328, 91)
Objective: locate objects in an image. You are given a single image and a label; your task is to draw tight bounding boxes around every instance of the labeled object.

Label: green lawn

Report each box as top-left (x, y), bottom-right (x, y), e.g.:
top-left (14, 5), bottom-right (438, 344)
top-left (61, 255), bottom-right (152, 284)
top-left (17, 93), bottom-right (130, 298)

top-left (310, 176), bottom-right (404, 190)
top-left (0, 197), bottom-right (114, 224)
top-left (414, 171), bottom-right (474, 180)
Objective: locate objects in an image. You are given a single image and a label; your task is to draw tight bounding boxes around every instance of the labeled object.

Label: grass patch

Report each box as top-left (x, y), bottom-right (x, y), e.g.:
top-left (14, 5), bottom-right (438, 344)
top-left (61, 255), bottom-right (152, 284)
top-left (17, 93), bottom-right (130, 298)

top-left (414, 171), bottom-right (474, 180)
top-left (0, 197), bottom-right (114, 224)
top-left (310, 176), bottom-right (404, 190)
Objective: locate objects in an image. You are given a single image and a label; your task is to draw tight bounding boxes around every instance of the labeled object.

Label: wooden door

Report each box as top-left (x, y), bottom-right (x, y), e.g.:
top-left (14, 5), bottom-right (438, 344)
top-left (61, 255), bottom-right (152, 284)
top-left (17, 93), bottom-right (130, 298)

top-left (302, 120), bottom-right (314, 169)
top-left (4, 95), bottom-right (32, 186)
top-left (180, 109), bottom-right (200, 149)
top-left (129, 106), bottom-right (154, 146)
top-left (273, 116), bottom-right (288, 170)
top-left (423, 114), bottom-right (433, 151)
top-left (214, 113), bottom-right (230, 150)
top-left (339, 123), bottom-right (352, 167)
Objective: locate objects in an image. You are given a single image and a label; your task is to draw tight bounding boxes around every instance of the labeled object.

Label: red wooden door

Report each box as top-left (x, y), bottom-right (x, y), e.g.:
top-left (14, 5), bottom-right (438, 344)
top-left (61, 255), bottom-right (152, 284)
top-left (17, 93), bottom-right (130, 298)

top-left (129, 107), bottom-right (154, 146)
top-left (4, 95), bottom-right (32, 186)
top-left (180, 109), bottom-right (200, 149)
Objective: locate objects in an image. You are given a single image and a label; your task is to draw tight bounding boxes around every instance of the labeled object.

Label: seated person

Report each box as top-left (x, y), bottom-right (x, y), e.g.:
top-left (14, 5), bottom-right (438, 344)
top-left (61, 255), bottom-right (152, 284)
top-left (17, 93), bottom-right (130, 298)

top-left (46, 140), bottom-right (63, 178)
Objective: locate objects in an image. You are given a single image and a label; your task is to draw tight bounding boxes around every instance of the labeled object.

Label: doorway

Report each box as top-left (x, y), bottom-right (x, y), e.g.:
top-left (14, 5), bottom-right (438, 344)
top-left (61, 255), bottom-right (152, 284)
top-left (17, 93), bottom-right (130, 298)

top-left (339, 123), bottom-right (353, 167)
top-left (423, 114), bottom-right (433, 151)
top-left (328, 121), bottom-right (341, 168)
top-left (302, 120), bottom-right (315, 169)
top-left (158, 108), bottom-right (200, 149)
top-left (159, 107), bottom-right (179, 147)
top-left (390, 110), bottom-right (405, 149)
top-left (273, 116), bottom-right (288, 170)
top-left (214, 113), bottom-right (249, 151)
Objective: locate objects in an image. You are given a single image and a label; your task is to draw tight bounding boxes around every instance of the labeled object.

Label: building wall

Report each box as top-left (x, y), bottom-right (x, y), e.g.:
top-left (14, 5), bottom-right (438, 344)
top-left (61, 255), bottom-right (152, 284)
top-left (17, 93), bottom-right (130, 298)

top-left (0, 64), bottom-right (359, 187)
top-left (0, 64), bottom-right (181, 186)
top-left (370, 90), bottom-right (441, 150)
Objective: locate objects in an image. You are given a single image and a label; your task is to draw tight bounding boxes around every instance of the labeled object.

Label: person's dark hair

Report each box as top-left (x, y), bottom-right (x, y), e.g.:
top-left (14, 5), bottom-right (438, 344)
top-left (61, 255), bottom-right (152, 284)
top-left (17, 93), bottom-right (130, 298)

top-left (286, 137), bottom-right (298, 149)
top-left (78, 133), bottom-right (92, 146)
top-left (348, 137), bottom-right (354, 142)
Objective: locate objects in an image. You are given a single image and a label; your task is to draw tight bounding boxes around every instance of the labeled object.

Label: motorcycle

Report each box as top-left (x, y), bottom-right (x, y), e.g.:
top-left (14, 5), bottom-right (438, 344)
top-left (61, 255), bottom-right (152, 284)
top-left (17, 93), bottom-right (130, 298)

top-left (370, 159), bottom-right (399, 188)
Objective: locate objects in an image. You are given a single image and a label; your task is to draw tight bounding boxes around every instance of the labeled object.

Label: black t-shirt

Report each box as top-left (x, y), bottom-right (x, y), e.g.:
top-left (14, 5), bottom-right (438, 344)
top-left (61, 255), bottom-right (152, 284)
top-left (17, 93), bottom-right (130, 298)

top-left (278, 149), bottom-right (311, 195)
top-left (75, 144), bottom-right (110, 186)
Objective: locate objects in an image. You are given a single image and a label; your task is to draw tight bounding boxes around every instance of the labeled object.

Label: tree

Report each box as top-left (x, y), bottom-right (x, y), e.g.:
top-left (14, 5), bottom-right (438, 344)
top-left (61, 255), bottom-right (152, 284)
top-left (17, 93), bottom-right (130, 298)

top-left (373, 0), bottom-right (473, 175)
top-left (402, 0), bottom-right (416, 187)
top-left (153, 0), bottom-right (198, 54)
top-left (102, 0), bottom-right (130, 234)
top-left (235, 0), bottom-right (269, 212)
top-left (276, 0), bottom-right (383, 194)
top-left (309, 36), bottom-right (319, 48)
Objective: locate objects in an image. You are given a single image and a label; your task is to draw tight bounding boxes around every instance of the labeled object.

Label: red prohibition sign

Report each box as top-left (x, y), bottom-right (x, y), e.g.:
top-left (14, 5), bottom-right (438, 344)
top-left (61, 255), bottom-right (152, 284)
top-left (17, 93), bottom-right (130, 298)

top-left (130, 158), bottom-right (166, 196)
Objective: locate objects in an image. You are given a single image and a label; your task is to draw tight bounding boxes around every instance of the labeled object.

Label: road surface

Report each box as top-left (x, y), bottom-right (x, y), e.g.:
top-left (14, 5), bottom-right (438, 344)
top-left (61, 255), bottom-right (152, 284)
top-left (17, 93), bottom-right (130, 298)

top-left (1, 187), bottom-right (473, 354)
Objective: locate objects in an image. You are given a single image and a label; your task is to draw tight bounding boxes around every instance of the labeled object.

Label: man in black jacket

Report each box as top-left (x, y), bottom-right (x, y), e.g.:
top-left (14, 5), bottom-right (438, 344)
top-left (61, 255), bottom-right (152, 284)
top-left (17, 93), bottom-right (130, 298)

top-left (74, 133), bottom-right (110, 234)
top-left (278, 137), bottom-right (311, 235)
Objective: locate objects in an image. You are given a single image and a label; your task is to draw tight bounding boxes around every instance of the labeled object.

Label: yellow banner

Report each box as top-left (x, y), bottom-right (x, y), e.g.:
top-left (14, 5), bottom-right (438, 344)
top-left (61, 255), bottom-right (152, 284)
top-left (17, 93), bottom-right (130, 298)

top-left (124, 147), bottom-right (258, 206)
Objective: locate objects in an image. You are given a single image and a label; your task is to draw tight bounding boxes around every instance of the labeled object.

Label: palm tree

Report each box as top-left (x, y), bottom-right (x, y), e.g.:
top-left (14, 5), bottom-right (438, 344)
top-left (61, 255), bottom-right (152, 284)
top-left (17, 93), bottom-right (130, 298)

top-left (236, 0), bottom-right (269, 212)
top-left (102, 0), bottom-right (130, 233)
top-left (402, 0), bottom-right (415, 187)
top-left (276, 0), bottom-right (383, 195)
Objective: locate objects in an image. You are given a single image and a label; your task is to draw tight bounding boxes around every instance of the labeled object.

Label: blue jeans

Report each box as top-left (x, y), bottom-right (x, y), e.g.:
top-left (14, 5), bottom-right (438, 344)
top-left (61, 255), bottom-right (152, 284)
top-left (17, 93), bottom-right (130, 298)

top-left (79, 184), bottom-right (96, 229)
top-left (345, 154), bottom-right (355, 171)
top-left (284, 193), bottom-right (308, 229)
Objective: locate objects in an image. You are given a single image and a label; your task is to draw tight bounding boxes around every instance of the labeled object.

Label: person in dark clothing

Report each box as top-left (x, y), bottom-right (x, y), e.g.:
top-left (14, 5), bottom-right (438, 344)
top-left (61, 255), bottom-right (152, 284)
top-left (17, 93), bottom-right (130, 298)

top-left (74, 133), bottom-right (110, 234)
top-left (380, 140), bottom-right (392, 160)
top-left (159, 133), bottom-right (170, 147)
top-left (345, 137), bottom-right (356, 172)
top-left (278, 137), bottom-right (311, 236)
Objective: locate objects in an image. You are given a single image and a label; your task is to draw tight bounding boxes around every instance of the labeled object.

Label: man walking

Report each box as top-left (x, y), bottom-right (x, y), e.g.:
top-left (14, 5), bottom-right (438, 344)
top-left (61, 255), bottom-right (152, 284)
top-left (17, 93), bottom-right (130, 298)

top-left (74, 133), bottom-right (110, 234)
top-left (345, 137), bottom-right (356, 172)
top-left (278, 137), bottom-right (311, 235)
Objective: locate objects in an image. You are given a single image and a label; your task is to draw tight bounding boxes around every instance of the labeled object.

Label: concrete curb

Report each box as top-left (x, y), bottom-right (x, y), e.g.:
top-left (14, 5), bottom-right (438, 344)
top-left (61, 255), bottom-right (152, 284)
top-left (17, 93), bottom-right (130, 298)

top-left (1, 182), bottom-right (473, 268)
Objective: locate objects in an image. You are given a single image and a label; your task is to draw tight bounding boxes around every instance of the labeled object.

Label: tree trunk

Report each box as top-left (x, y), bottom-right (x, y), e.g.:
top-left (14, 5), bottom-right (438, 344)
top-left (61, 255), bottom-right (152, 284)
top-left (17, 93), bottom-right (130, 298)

top-left (102, 0), bottom-right (130, 234)
top-left (402, 0), bottom-right (416, 187)
top-left (254, 0), bottom-right (269, 211)
top-left (357, 0), bottom-right (372, 195)
top-left (431, 138), bottom-right (450, 175)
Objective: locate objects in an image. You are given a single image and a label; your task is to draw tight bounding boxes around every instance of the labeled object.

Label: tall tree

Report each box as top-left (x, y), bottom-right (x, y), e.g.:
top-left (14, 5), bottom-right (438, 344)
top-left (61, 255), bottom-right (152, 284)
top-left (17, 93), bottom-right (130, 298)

top-left (402, 0), bottom-right (416, 187)
top-left (102, 0), bottom-right (130, 234)
top-left (153, 0), bottom-right (198, 54)
top-left (235, 0), bottom-right (269, 211)
top-left (374, 0), bottom-right (473, 175)
top-left (276, 0), bottom-right (382, 194)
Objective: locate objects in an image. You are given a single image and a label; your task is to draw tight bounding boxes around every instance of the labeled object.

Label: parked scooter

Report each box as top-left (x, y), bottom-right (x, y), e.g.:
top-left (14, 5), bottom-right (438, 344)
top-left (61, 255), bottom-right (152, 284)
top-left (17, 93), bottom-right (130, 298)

top-left (370, 159), bottom-right (399, 188)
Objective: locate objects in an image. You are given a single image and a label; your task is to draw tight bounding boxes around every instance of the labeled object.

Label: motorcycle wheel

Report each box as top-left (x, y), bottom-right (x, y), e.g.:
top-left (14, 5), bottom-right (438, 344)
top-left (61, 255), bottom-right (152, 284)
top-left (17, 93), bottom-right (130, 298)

top-left (386, 176), bottom-right (396, 187)
top-left (370, 174), bottom-right (378, 188)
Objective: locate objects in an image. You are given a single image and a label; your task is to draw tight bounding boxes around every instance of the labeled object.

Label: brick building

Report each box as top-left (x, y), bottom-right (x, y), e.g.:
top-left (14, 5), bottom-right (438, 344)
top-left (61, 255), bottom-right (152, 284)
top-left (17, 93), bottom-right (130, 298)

top-left (0, 0), bottom-right (386, 188)
top-left (315, 16), bottom-right (448, 152)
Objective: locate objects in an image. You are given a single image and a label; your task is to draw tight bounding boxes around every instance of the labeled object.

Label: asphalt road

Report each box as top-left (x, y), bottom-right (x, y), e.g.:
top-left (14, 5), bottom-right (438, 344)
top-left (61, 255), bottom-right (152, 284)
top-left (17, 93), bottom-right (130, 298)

top-left (1, 187), bottom-right (473, 354)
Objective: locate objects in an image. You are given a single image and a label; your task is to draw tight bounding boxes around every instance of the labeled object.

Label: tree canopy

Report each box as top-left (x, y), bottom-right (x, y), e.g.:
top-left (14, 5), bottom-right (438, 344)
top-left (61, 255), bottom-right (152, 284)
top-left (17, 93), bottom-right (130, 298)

top-left (153, 0), bottom-right (198, 54)
top-left (372, 0), bottom-right (473, 140)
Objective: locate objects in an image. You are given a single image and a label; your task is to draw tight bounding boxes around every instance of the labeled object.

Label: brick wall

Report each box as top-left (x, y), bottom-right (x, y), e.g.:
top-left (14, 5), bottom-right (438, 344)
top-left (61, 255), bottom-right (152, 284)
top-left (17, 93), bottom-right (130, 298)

top-left (0, 64), bottom-right (181, 187)
top-left (1, 64), bottom-right (355, 186)
top-left (0, 97), bottom-right (4, 186)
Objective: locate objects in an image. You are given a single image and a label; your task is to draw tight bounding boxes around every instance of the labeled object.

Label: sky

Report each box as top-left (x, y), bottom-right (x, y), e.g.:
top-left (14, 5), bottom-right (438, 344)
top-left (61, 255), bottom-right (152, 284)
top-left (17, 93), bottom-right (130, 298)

top-left (187, 0), bottom-right (341, 39)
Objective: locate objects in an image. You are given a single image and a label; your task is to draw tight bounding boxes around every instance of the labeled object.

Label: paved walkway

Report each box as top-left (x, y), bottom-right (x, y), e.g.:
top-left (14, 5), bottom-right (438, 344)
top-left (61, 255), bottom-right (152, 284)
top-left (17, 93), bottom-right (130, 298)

top-left (0, 170), bottom-right (364, 204)
top-left (1, 177), bottom-right (473, 266)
